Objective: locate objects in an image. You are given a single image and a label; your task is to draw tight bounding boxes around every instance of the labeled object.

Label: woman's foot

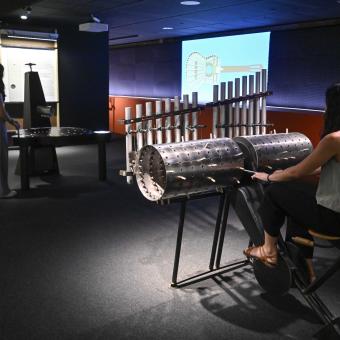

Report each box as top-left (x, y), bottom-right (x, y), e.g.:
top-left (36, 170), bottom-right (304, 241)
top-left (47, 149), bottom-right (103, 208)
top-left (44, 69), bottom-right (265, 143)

top-left (0, 190), bottom-right (17, 199)
top-left (243, 245), bottom-right (278, 268)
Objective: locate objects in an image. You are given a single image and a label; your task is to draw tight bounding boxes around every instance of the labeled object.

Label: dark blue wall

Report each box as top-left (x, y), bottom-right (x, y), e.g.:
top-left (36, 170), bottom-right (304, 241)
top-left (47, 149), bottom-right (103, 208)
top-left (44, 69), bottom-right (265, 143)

top-left (109, 41), bottom-right (181, 98)
top-left (267, 25), bottom-right (340, 110)
top-left (109, 25), bottom-right (340, 110)
top-left (58, 27), bottom-right (109, 130)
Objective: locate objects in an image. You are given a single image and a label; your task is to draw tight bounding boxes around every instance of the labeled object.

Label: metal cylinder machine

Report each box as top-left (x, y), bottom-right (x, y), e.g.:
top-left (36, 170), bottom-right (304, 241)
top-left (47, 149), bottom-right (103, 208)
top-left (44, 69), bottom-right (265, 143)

top-left (135, 132), bottom-right (313, 201)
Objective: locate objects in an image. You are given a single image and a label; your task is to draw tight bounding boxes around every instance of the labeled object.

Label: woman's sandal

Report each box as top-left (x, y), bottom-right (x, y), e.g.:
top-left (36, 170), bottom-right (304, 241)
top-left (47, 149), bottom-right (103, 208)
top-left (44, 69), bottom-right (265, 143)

top-left (243, 245), bottom-right (278, 268)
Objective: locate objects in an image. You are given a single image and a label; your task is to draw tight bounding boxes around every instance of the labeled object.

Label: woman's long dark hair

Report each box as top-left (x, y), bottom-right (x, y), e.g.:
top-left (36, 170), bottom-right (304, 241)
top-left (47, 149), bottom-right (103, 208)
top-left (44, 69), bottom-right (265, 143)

top-left (322, 83), bottom-right (340, 137)
top-left (0, 63), bottom-right (5, 101)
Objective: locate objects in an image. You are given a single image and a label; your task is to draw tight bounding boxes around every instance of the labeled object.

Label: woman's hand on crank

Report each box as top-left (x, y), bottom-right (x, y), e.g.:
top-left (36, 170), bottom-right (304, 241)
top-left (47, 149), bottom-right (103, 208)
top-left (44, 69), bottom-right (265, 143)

top-left (251, 172), bottom-right (270, 182)
top-left (10, 119), bottom-right (20, 130)
top-left (251, 170), bottom-right (283, 183)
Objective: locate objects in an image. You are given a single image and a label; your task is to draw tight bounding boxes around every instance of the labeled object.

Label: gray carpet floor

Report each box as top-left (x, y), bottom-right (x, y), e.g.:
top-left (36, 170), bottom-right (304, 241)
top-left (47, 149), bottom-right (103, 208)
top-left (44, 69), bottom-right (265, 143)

top-left (1, 138), bottom-right (339, 340)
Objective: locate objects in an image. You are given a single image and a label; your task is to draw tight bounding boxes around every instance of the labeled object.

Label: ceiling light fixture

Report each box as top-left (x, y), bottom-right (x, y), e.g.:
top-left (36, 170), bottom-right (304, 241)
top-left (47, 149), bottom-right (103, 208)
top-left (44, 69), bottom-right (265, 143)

top-left (162, 27), bottom-right (174, 30)
top-left (20, 6), bottom-right (31, 20)
top-left (90, 13), bottom-right (101, 23)
top-left (79, 13), bottom-right (108, 32)
top-left (180, 1), bottom-right (200, 5)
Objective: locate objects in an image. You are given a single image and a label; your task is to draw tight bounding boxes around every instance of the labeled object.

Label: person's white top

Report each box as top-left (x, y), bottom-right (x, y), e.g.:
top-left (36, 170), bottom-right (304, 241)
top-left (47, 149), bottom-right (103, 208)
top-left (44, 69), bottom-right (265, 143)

top-left (316, 158), bottom-right (340, 213)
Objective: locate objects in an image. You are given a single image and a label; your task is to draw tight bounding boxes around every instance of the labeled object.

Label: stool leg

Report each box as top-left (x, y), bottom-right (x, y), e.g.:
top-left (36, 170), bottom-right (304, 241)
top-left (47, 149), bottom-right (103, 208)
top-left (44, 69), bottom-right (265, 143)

top-left (303, 256), bottom-right (340, 294)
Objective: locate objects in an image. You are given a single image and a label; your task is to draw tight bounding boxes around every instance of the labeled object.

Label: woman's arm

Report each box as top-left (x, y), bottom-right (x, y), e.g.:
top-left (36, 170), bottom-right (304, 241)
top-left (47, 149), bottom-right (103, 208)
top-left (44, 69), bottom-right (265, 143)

top-left (307, 167), bottom-right (322, 176)
top-left (0, 94), bottom-right (20, 129)
top-left (0, 94), bottom-right (10, 121)
top-left (252, 133), bottom-right (339, 182)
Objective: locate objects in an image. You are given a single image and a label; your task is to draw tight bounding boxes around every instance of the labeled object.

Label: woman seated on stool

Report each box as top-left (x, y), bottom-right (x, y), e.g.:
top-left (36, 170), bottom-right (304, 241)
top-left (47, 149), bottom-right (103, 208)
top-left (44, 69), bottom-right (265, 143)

top-left (244, 83), bottom-right (340, 283)
top-left (0, 63), bottom-right (20, 198)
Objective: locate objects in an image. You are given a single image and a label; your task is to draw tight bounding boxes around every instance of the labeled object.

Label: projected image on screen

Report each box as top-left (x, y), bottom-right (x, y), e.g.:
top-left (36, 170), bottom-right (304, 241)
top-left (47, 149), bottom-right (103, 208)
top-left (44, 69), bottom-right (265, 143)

top-left (182, 32), bottom-right (270, 103)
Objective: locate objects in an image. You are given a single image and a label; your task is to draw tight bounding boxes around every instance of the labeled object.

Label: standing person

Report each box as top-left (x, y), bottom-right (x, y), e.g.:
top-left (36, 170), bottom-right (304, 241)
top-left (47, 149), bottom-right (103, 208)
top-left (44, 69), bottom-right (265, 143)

top-left (0, 63), bottom-right (20, 198)
top-left (244, 83), bottom-right (340, 283)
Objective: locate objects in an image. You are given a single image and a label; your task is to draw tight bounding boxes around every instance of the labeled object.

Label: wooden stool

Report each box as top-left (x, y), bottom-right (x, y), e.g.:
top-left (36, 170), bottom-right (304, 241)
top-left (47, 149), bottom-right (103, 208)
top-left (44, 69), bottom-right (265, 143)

top-left (292, 230), bottom-right (340, 248)
top-left (308, 229), bottom-right (340, 241)
top-left (291, 229), bottom-right (340, 293)
top-left (291, 228), bottom-right (340, 294)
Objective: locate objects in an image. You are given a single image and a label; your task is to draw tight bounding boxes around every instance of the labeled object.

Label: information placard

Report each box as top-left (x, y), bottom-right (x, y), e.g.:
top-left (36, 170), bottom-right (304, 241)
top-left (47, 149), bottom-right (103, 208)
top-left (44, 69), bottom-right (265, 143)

top-left (0, 46), bottom-right (58, 102)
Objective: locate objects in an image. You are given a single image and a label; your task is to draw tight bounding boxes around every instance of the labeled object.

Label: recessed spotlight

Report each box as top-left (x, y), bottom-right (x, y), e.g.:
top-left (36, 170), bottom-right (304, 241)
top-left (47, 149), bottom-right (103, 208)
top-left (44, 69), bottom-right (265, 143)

top-left (20, 6), bottom-right (31, 20)
top-left (162, 27), bottom-right (174, 30)
top-left (180, 1), bottom-right (200, 5)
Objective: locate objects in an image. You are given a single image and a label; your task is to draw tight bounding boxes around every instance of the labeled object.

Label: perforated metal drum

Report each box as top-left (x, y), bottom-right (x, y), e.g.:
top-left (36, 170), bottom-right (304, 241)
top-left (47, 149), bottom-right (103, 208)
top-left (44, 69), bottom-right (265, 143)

top-left (234, 133), bottom-right (313, 171)
top-left (136, 138), bottom-right (244, 201)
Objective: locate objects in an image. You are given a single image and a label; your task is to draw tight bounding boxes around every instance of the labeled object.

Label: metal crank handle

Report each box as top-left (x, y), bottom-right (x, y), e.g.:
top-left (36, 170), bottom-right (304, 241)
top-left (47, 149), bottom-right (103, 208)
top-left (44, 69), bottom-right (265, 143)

top-left (239, 167), bottom-right (256, 175)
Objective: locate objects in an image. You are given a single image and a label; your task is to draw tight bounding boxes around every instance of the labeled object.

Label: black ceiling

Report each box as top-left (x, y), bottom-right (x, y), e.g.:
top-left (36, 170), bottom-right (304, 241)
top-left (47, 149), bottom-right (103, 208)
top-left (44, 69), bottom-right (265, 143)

top-left (1, 0), bottom-right (340, 45)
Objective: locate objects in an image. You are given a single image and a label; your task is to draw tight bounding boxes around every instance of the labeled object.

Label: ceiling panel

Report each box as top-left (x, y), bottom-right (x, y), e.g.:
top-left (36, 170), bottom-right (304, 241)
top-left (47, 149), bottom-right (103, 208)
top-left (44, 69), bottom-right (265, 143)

top-left (1, 0), bottom-right (340, 45)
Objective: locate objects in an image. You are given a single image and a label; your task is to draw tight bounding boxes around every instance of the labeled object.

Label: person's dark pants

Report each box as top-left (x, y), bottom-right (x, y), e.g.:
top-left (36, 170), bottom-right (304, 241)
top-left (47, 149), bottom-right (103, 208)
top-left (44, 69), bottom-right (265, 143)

top-left (258, 181), bottom-right (340, 258)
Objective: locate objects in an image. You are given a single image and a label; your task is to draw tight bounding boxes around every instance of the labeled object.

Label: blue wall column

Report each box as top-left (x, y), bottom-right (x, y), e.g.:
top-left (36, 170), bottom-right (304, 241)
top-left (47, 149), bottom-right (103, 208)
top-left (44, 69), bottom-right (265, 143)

top-left (58, 27), bottom-right (109, 130)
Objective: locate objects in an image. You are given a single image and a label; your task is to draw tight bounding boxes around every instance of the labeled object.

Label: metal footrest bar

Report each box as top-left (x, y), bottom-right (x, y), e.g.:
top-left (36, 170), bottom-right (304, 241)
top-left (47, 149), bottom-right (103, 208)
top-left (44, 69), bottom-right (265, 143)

top-left (171, 259), bottom-right (249, 288)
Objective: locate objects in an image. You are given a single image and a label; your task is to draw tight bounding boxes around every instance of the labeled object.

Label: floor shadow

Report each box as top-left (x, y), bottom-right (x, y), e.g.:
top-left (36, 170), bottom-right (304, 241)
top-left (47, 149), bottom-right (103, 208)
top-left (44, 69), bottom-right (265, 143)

top-left (198, 268), bottom-right (320, 335)
top-left (15, 175), bottom-right (113, 199)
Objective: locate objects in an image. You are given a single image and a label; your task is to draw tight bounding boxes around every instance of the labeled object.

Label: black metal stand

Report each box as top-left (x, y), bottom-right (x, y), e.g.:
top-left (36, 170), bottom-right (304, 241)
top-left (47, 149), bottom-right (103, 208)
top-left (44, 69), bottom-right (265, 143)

top-left (169, 182), bottom-right (340, 337)
top-left (170, 188), bottom-right (249, 288)
top-left (209, 193), bottom-right (227, 270)
top-left (215, 192), bottom-right (232, 268)
top-left (171, 200), bottom-right (186, 285)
